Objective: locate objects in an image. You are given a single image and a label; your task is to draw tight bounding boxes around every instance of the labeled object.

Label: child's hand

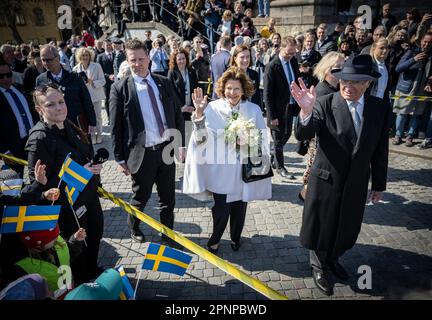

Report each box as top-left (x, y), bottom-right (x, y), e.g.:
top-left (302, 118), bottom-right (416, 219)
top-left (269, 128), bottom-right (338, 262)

top-left (43, 188), bottom-right (60, 201)
top-left (34, 160), bottom-right (47, 185)
top-left (74, 228), bottom-right (87, 241)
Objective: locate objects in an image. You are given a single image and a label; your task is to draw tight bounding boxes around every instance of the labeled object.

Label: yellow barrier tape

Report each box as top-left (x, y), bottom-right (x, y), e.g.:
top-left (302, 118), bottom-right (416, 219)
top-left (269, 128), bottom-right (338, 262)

top-left (391, 95), bottom-right (432, 101)
top-left (0, 153), bottom-right (288, 300)
top-left (98, 187), bottom-right (288, 300)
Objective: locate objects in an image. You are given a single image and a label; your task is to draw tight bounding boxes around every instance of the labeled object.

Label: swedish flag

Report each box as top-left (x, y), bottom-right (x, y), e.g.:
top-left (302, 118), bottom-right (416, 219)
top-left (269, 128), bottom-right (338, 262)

top-left (142, 243), bottom-right (192, 276)
top-left (1, 205), bottom-right (61, 233)
top-left (115, 265), bottom-right (135, 300)
top-left (58, 153), bottom-right (93, 192)
top-left (0, 179), bottom-right (23, 197)
top-left (65, 184), bottom-right (79, 206)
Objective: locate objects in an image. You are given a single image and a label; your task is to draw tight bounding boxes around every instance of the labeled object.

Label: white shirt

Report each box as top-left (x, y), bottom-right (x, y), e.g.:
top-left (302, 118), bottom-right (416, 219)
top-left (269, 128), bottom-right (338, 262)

top-left (105, 50), bottom-right (114, 60)
top-left (279, 54), bottom-right (295, 104)
top-left (133, 73), bottom-right (168, 147)
top-left (0, 86), bottom-right (34, 138)
top-left (51, 69), bottom-right (63, 82)
top-left (301, 95), bottom-right (365, 127)
top-left (374, 61), bottom-right (388, 99)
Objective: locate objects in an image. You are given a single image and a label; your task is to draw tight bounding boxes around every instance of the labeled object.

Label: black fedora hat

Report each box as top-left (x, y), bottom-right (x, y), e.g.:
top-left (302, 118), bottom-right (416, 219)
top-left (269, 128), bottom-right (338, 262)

top-left (331, 54), bottom-right (381, 81)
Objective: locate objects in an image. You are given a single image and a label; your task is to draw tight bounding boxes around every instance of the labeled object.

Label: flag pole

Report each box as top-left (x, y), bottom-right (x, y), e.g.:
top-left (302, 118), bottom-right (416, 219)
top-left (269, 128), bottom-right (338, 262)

top-left (51, 179), bottom-right (62, 206)
top-left (133, 269), bottom-right (143, 300)
top-left (68, 203), bottom-right (88, 247)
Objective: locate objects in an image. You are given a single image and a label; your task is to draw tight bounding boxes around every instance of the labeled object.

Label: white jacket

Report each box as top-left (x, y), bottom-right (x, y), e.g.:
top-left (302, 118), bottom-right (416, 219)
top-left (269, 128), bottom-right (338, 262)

top-left (183, 99), bottom-right (272, 203)
top-left (73, 61), bottom-right (106, 102)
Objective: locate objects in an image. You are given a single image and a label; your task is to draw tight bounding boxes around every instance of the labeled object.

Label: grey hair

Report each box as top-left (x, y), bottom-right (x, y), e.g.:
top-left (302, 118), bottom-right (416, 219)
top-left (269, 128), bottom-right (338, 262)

top-left (40, 44), bottom-right (60, 57)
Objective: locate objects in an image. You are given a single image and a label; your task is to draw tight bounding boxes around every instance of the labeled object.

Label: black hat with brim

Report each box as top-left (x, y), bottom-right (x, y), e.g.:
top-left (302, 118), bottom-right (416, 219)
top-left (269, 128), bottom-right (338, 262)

top-left (331, 54), bottom-right (381, 81)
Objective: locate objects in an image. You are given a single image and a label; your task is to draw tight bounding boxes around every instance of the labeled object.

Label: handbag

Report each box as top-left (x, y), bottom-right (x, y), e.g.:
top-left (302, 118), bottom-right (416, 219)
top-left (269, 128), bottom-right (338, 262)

top-left (242, 145), bottom-right (273, 183)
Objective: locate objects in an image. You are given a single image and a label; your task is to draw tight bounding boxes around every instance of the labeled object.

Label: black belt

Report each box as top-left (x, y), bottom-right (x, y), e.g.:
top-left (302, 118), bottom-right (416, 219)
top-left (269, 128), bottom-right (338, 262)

top-left (145, 141), bottom-right (170, 151)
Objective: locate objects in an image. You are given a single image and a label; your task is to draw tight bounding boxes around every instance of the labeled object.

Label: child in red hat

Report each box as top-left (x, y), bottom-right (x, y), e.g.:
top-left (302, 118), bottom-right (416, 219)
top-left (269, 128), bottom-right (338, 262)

top-left (10, 224), bottom-right (87, 299)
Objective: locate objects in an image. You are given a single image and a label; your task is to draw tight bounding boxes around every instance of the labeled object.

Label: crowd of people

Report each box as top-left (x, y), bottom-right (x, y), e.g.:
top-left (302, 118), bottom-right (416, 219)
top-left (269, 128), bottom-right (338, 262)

top-left (0, 2), bottom-right (432, 299)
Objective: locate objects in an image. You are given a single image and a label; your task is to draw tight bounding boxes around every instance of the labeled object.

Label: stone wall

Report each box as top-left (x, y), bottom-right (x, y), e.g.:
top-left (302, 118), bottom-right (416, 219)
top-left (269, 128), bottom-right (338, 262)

top-left (0, 0), bottom-right (62, 44)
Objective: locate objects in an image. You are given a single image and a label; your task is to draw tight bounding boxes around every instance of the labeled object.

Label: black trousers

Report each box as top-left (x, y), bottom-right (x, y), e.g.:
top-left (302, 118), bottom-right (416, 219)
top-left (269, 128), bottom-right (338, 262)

top-left (310, 250), bottom-right (342, 272)
top-left (271, 123), bottom-right (294, 170)
top-left (208, 193), bottom-right (248, 247)
top-left (103, 82), bottom-right (113, 122)
top-left (128, 148), bottom-right (175, 232)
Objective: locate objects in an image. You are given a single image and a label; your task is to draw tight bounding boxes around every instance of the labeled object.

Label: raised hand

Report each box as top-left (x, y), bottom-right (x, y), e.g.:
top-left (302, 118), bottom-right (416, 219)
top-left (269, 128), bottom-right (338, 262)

top-left (34, 159), bottom-right (47, 185)
top-left (192, 87), bottom-right (208, 118)
top-left (290, 78), bottom-right (316, 118)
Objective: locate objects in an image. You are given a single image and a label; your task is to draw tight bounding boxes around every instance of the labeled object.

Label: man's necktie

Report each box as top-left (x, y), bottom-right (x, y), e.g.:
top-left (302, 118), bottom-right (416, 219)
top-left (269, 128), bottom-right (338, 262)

top-left (142, 79), bottom-right (165, 138)
top-left (286, 61), bottom-right (295, 104)
top-left (349, 101), bottom-right (361, 138)
top-left (6, 88), bottom-right (32, 133)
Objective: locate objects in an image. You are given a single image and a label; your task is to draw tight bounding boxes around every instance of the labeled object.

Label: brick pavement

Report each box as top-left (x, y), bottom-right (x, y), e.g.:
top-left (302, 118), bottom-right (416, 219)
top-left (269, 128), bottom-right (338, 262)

top-left (96, 118), bottom-right (432, 300)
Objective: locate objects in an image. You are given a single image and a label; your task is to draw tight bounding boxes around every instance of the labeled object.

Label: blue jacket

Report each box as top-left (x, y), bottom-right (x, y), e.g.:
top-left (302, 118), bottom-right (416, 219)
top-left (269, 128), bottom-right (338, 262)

top-left (150, 48), bottom-right (169, 73)
top-left (395, 47), bottom-right (427, 93)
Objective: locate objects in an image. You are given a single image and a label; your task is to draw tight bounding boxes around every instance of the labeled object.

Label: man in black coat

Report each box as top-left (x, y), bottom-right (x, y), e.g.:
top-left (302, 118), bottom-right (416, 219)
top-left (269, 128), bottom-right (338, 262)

top-left (113, 38), bottom-right (126, 78)
top-left (36, 45), bottom-right (96, 134)
top-left (110, 39), bottom-right (185, 245)
top-left (0, 60), bottom-right (38, 176)
top-left (96, 39), bottom-right (116, 123)
top-left (263, 36), bottom-right (300, 179)
top-left (292, 55), bottom-right (391, 296)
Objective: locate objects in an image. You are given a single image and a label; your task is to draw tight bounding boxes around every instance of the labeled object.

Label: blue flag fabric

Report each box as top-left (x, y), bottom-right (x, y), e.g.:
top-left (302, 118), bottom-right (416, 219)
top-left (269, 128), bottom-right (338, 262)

top-left (115, 265), bottom-right (135, 300)
top-left (142, 243), bottom-right (192, 276)
top-left (58, 153), bottom-right (93, 192)
top-left (0, 205), bottom-right (61, 233)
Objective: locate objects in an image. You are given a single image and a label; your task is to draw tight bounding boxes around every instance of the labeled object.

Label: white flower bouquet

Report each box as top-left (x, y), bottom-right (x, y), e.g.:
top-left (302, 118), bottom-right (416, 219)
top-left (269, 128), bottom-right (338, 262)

top-left (224, 110), bottom-right (261, 156)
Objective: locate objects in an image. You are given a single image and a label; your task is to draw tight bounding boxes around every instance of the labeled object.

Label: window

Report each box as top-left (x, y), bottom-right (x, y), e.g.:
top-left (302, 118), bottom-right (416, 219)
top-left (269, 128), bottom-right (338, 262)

top-left (15, 9), bottom-right (26, 25)
top-left (0, 15), bottom-right (6, 26)
top-left (33, 7), bottom-right (45, 26)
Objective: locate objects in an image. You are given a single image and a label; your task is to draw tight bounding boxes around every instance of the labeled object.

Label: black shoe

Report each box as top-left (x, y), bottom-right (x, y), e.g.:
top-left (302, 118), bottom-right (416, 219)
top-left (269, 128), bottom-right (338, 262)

top-left (312, 269), bottom-right (334, 296)
top-left (276, 167), bottom-right (295, 179)
top-left (230, 242), bottom-right (241, 251)
top-left (207, 245), bottom-right (219, 254)
top-left (162, 235), bottom-right (183, 250)
top-left (328, 261), bottom-right (349, 281)
top-left (130, 229), bottom-right (145, 243)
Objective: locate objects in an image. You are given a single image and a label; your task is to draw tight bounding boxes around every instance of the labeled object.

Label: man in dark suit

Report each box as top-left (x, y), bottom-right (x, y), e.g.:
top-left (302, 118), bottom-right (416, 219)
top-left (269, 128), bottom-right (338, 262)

top-left (113, 38), bottom-right (126, 78)
top-left (210, 36), bottom-right (232, 98)
top-left (96, 39), bottom-right (116, 123)
top-left (36, 45), bottom-right (96, 134)
top-left (0, 58), bottom-right (38, 175)
top-left (110, 39), bottom-right (185, 244)
top-left (263, 36), bottom-right (300, 178)
top-left (292, 55), bottom-right (391, 296)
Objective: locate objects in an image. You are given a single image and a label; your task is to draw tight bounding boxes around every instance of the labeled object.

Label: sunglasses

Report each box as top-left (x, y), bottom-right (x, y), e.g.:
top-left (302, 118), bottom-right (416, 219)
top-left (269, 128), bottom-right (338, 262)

top-left (0, 72), bottom-right (13, 79)
top-left (34, 83), bottom-right (64, 94)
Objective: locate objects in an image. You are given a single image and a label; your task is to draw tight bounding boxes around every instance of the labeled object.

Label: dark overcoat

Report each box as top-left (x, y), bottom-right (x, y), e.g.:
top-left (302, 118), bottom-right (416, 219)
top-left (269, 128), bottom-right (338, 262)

top-left (295, 92), bottom-right (391, 257)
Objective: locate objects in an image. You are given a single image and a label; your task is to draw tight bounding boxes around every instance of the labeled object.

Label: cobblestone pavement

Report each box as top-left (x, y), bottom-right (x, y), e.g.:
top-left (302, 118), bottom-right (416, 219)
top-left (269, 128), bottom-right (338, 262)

top-left (96, 120), bottom-right (432, 300)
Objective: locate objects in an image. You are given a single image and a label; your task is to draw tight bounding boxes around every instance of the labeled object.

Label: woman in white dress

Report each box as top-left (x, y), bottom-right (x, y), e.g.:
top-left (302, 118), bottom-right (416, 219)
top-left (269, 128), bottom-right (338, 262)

top-left (183, 67), bottom-right (272, 254)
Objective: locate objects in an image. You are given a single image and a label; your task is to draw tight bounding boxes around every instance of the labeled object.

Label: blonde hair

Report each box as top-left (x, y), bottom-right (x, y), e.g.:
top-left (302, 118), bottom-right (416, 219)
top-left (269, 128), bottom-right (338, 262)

top-left (370, 38), bottom-right (389, 57)
top-left (313, 51), bottom-right (345, 82)
top-left (222, 10), bottom-right (232, 20)
top-left (75, 47), bottom-right (95, 64)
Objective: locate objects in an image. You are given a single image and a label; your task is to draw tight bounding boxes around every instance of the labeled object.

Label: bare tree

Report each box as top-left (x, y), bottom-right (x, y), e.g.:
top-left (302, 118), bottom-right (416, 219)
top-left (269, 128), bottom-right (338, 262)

top-left (0, 0), bottom-right (25, 44)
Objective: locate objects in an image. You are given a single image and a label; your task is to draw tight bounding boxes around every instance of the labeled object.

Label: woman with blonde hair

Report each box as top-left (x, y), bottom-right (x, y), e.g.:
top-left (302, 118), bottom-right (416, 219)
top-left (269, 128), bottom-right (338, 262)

top-left (183, 67), bottom-right (272, 254)
top-left (297, 52), bottom-right (345, 201)
top-left (72, 47), bottom-right (106, 144)
top-left (369, 38), bottom-right (390, 100)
